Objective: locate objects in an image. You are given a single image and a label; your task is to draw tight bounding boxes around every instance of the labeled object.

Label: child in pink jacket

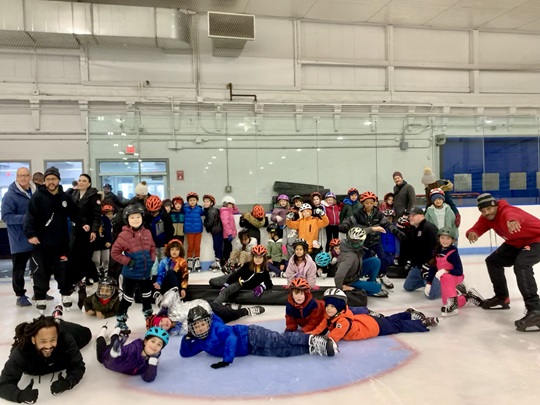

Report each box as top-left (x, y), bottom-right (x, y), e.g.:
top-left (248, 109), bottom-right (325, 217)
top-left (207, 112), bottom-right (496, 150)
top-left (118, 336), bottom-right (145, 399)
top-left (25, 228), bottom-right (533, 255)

top-left (220, 196), bottom-right (239, 264)
top-left (285, 238), bottom-right (318, 289)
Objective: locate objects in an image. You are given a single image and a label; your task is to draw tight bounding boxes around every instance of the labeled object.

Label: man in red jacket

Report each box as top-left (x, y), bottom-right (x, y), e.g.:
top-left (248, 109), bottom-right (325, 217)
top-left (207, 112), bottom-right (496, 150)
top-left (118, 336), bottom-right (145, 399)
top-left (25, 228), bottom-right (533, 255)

top-left (466, 193), bottom-right (540, 331)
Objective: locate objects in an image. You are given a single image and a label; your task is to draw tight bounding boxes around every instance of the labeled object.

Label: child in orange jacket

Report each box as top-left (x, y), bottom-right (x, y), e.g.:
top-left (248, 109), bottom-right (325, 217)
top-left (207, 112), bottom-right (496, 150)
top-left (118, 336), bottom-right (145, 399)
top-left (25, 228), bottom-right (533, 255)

top-left (309, 288), bottom-right (439, 343)
top-left (285, 203), bottom-right (329, 254)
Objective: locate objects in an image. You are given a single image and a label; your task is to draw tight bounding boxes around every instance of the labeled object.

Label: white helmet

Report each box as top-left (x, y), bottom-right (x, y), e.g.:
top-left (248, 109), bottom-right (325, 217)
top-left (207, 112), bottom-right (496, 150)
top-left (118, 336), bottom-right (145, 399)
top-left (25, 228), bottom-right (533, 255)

top-left (222, 196), bottom-right (236, 205)
top-left (346, 227), bottom-right (367, 248)
top-left (299, 203), bottom-right (312, 212)
top-left (323, 288), bottom-right (348, 304)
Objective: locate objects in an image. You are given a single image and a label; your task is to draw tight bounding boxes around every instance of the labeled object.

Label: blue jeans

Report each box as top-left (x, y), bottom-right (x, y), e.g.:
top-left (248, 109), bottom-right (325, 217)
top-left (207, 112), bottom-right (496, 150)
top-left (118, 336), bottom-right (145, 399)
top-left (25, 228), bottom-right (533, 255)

top-left (350, 257), bottom-right (382, 295)
top-left (248, 325), bottom-right (310, 357)
top-left (364, 242), bottom-right (388, 276)
top-left (403, 267), bottom-right (441, 300)
top-left (373, 312), bottom-right (429, 335)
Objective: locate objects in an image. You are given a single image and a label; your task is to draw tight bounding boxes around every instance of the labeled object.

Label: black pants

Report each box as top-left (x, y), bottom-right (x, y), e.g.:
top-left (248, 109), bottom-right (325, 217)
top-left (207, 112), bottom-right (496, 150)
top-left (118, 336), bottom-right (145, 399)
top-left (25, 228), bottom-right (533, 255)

top-left (209, 302), bottom-right (248, 323)
top-left (96, 333), bottom-right (120, 364)
top-left (32, 245), bottom-right (71, 299)
top-left (325, 225), bottom-right (339, 251)
top-left (70, 231), bottom-right (100, 285)
top-left (59, 320), bottom-right (92, 350)
top-left (486, 242), bottom-right (540, 310)
top-left (118, 277), bottom-right (153, 315)
top-left (223, 239), bottom-right (233, 262)
top-left (12, 250), bottom-right (32, 297)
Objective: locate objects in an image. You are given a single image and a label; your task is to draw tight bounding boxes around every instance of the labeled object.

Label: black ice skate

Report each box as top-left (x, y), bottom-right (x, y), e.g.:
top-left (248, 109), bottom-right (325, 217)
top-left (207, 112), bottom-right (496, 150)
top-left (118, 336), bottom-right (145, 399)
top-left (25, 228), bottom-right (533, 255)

top-left (515, 310), bottom-right (540, 332)
top-left (481, 296), bottom-right (510, 310)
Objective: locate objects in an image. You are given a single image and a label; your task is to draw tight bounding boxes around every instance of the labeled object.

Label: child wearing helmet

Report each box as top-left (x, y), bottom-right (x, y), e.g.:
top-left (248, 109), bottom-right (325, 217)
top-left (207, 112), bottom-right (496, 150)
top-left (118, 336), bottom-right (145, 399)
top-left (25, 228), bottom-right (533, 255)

top-left (379, 192), bottom-right (395, 215)
top-left (425, 188), bottom-right (458, 243)
top-left (180, 305), bottom-right (337, 367)
top-left (315, 251), bottom-right (332, 279)
top-left (96, 325), bottom-right (169, 383)
top-left (239, 204), bottom-right (269, 245)
top-left (154, 239), bottom-right (189, 304)
top-left (271, 194), bottom-right (290, 227)
top-left (328, 238), bottom-right (341, 277)
top-left (91, 204), bottom-right (114, 280)
top-left (211, 245), bottom-right (273, 305)
top-left (285, 203), bottom-right (329, 254)
top-left (309, 288), bottom-right (438, 343)
top-left (111, 204), bottom-right (156, 333)
top-left (220, 196), bottom-right (240, 264)
top-left (433, 227), bottom-right (483, 317)
top-left (322, 192), bottom-right (341, 251)
top-left (334, 227), bottom-right (389, 298)
top-left (83, 277), bottom-right (120, 319)
top-left (285, 239), bottom-right (318, 289)
top-left (144, 195), bottom-right (174, 282)
top-left (182, 192), bottom-right (205, 272)
top-left (339, 188), bottom-right (359, 223)
top-left (170, 196), bottom-right (185, 242)
top-left (203, 194), bottom-right (224, 272)
top-left (266, 223), bottom-right (287, 277)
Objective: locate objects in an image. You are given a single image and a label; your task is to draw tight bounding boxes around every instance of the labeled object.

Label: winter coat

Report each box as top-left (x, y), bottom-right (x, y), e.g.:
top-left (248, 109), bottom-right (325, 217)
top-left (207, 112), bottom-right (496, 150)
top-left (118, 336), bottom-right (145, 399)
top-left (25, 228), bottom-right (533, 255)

top-left (339, 198), bottom-right (358, 223)
top-left (181, 204), bottom-right (204, 234)
top-left (333, 239), bottom-right (366, 289)
top-left (101, 338), bottom-right (158, 382)
top-left (285, 215), bottom-right (329, 251)
top-left (322, 202), bottom-right (341, 226)
top-left (169, 209), bottom-right (184, 236)
top-left (310, 308), bottom-right (380, 342)
top-left (145, 212), bottom-right (174, 248)
top-left (0, 332), bottom-right (85, 402)
top-left (92, 214), bottom-right (113, 251)
top-left (111, 225), bottom-right (156, 280)
top-left (285, 291), bottom-right (326, 333)
top-left (266, 239), bottom-right (286, 263)
top-left (1, 181), bottom-right (36, 254)
top-left (227, 262), bottom-right (273, 291)
top-left (156, 256), bottom-right (188, 290)
top-left (220, 206), bottom-right (238, 239)
top-left (102, 191), bottom-right (125, 211)
top-left (285, 255), bottom-right (317, 288)
top-left (71, 187), bottom-right (102, 234)
top-left (204, 206), bottom-right (223, 235)
top-left (239, 213), bottom-right (268, 244)
top-left (425, 203), bottom-right (457, 236)
top-left (180, 314), bottom-right (250, 364)
top-left (466, 200), bottom-right (540, 248)
top-left (345, 206), bottom-right (401, 247)
top-left (270, 205), bottom-right (288, 227)
top-left (424, 179), bottom-right (459, 216)
top-left (393, 181), bottom-right (416, 218)
top-left (401, 219), bottom-right (438, 267)
top-left (83, 293), bottom-right (120, 317)
top-left (381, 231), bottom-right (396, 255)
top-left (24, 185), bottom-right (79, 248)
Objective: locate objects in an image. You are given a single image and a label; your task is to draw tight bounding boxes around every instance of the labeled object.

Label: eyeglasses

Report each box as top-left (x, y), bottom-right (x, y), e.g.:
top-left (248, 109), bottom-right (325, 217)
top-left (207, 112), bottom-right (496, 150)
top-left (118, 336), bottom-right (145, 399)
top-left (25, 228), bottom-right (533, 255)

top-left (17, 174), bottom-right (30, 177)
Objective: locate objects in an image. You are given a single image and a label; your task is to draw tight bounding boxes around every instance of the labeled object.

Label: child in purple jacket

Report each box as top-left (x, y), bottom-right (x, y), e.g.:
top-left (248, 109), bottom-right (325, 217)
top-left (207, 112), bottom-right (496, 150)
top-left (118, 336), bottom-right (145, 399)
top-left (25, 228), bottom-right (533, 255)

top-left (96, 325), bottom-right (169, 383)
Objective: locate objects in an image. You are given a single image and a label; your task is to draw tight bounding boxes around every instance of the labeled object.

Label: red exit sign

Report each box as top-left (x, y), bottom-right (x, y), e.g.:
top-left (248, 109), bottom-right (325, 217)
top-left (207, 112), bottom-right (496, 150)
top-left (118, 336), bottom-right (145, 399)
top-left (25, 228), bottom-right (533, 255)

top-left (125, 145), bottom-right (136, 154)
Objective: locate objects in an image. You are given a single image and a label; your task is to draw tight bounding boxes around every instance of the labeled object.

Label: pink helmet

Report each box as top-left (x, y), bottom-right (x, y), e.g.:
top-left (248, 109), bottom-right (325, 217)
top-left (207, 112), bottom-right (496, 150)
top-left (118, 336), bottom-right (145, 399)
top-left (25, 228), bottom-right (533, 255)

top-left (277, 194), bottom-right (289, 202)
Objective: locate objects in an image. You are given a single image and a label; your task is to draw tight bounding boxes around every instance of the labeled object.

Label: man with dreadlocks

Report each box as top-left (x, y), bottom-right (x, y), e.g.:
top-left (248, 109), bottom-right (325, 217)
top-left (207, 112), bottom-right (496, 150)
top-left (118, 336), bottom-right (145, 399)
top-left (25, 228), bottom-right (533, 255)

top-left (0, 313), bottom-right (91, 403)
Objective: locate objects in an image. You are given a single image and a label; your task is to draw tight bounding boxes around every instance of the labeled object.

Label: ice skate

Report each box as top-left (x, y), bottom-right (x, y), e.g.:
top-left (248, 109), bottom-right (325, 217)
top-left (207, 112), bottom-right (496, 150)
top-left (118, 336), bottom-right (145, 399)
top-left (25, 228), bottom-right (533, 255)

top-left (62, 295), bottom-right (72, 310)
top-left (441, 297), bottom-right (459, 317)
top-left (77, 281), bottom-right (87, 310)
top-left (51, 304), bottom-right (63, 320)
top-left (455, 282), bottom-right (467, 296)
top-left (405, 307), bottom-right (426, 322)
top-left (465, 288), bottom-right (484, 307)
top-left (153, 291), bottom-right (163, 307)
top-left (193, 257), bottom-right (202, 272)
top-left (110, 331), bottom-right (128, 358)
top-left (421, 316), bottom-right (439, 327)
top-left (115, 314), bottom-right (131, 335)
top-left (378, 274), bottom-right (394, 289)
top-left (371, 289), bottom-right (389, 298)
top-left (187, 258), bottom-right (194, 273)
top-left (246, 306), bottom-right (265, 316)
top-left (368, 309), bottom-right (385, 318)
top-left (481, 295), bottom-right (510, 310)
top-left (97, 324), bottom-right (108, 340)
top-left (309, 335), bottom-right (337, 357)
top-left (36, 300), bottom-right (47, 315)
top-left (143, 309), bottom-right (153, 320)
top-left (209, 259), bottom-right (221, 273)
top-left (515, 309), bottom-right (540, 332)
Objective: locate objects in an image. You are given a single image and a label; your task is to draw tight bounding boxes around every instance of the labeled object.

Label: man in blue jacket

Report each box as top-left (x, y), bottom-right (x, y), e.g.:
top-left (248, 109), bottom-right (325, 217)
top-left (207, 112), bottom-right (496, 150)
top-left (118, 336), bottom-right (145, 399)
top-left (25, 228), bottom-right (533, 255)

top-left (1, 167), bottom-right (35, 307)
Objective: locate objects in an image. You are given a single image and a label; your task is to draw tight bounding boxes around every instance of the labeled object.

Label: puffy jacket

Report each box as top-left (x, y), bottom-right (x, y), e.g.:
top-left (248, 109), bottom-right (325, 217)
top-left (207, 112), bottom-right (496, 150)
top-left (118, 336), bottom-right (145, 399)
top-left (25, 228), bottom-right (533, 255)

top-left (425, 203), bottom-right (457, 236)
top-left (156, 256), bottom-right (188, 290)
top-left (322, 202), bottom-right (341, 226)
top-left (102, 338), bottom-right (158, 382)
top-left (285, 290), bottom-right (326, 333)
top-left (270, 205), bottom-right (288, 227)
top-left (145, 212), bottom-right (174, 248)
top-left (220, 206), bottom-right (238, 238)
top-left (83, 292), bottom-right (120, 318)
top-left (111, 225), bottom-right (156, 280)
top-left (339, 198), bottom-right (358, 223)
top-left (239, 213), bottom-right (268, 244)
top-left (267, 239), bottom-right (285, 263)
top-left (204, 206), bottom-right (223, 235)
top-left (1, 181), bottom-right (35, 254)
top-left (285, 215), bottom-right (329, 251)
top-left (285, 254), bottom-right (317, 288)
top-left (310, 308), bottom-right (380, 342)
top-left (227, 262), bottom-right (273, 291)
top-left (345, 206), bottom-right (401, 247)
top-left (182, 204), bottom-right (204, 234)
top-left (71, 187), bottom-right (102, 234)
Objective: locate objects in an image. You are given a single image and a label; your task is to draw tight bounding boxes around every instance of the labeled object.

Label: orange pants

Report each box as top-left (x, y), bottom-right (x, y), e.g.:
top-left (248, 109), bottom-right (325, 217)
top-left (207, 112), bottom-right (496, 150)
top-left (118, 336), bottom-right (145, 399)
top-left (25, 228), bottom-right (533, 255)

top-left (186, 233), bottom-right (202, 258)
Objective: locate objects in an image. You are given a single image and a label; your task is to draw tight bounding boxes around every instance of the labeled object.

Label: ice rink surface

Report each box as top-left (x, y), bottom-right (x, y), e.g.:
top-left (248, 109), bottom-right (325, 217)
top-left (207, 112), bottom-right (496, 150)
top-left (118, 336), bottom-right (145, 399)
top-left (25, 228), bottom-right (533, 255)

top-left (0, 254), bottom-right (538, 405)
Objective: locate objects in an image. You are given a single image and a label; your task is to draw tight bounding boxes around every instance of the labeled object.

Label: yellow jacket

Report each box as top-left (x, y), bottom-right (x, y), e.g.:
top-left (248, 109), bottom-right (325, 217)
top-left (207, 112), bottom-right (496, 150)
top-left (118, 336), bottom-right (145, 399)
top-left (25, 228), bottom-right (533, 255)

top-left (285, 215), bottom-right (329, 251)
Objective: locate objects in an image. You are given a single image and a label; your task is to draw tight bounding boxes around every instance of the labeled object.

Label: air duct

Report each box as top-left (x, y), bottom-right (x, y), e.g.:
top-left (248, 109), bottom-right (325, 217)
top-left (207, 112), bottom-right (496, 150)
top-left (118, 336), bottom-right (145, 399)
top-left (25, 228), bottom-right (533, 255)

top-left (208, 11), bottom-right (255, 57)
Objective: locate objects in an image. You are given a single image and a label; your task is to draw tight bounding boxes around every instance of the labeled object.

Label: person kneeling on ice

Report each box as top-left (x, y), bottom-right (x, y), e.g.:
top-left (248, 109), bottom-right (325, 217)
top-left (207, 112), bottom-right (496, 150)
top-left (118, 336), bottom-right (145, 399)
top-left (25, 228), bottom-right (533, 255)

top-left (83, 276), bottom-right (120, 319)
top-left (180, 305), bottom-right (337, 368)
top-left (96, 325), bottom-right (169, 383)
top-left (309, 289), bottom-right (439, 343)
top-left (0, 309), bottom-right (91, 403)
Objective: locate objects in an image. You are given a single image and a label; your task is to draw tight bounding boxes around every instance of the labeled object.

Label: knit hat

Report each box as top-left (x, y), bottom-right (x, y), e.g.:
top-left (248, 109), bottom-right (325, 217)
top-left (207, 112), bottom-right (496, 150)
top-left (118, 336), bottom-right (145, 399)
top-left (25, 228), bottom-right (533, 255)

top-left (43, 166), bottom-right (61, 180)
top-left (477, 193), bottom-right (497, 210)
top-left (324, 296), bottom-right (346, 313)
top-left (430, 192), bottom-right (444, 203)
top-left (135, 181), bottom-right (148, 195)
top-left (421, 167), bottom-right (437, 185)
top-left (392, 171), bottom-right (403, 179)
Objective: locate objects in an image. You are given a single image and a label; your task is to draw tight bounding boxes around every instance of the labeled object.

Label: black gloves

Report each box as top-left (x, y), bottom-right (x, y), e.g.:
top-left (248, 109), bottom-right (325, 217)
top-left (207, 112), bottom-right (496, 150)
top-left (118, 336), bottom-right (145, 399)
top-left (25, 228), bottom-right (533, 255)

top-left (50, 373), bottom-right (72, 396)
top-left (127, 259), bottom-right (136, 269)
top-left (421, 263), bottom-right (431, 279)
top-left (18, 379), bottom-right (38, 404)
top-left (394, 229), bottom-right (406, 241)
top-left (210, 361), bottom-right (230, 369)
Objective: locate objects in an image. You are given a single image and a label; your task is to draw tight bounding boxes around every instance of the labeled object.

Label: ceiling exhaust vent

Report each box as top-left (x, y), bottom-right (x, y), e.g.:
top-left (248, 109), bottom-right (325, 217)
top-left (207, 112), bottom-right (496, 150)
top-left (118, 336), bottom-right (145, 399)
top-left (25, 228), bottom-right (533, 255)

top-left (208, 11), bottom-right (255, 57)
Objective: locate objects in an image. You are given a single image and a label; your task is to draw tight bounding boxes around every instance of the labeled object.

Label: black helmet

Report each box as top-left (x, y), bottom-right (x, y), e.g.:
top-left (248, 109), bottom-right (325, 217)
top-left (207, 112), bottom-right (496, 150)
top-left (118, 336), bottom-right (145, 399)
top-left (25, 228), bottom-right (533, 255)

top-left (187, 305), bottom-right (212, 339)
top-left (123, 204), bottom-right (145, 222)
top-left (97, 277), bottom-right (117, 299)
top-left (267, 223), bottom-right (278, 233)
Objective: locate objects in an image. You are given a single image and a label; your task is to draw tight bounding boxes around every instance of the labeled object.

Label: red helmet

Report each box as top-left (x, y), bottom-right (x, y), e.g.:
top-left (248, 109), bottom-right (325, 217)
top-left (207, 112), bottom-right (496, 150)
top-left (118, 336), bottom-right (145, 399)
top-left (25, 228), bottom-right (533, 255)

top-left (203, 194), bottom-right (216, 206)
top-left (101, 204), bottom-right (114, 214)
top-left (347, 188), bottom-right (359, 196)
top-left (329, 238), bottom-right (341, 247)
top-left (252, 204), bottom-right (265, 219)
top-left (311, 191), bottom-right (322, 199)
top-left (186, 192), bottom-right (199, 201)
top-left (289, 278), bottom-right (310, 291)
top-left (172, 196), bottom-right (184, 205)
top-left (360, 191), bottom-right (377, 203)
top-left (145, 195), bottom-right (162, 212)
top-left (251, 245), bottom-right (267, 256)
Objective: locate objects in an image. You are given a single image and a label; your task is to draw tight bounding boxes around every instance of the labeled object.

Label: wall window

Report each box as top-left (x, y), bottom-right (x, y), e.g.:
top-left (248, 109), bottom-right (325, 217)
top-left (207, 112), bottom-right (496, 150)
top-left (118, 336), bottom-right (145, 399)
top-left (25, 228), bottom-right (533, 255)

top-left (0, 161), bottom-right (31, 216)
top-left (44, 160), bottom-right (83, 190)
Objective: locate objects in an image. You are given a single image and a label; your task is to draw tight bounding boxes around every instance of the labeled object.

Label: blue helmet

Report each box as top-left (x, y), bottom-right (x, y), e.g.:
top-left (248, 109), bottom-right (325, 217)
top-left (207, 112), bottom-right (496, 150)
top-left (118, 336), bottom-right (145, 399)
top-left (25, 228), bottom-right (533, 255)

top-left (145, 327), bottom-right (169, 347)
top-left (315, 251), bottom-right (332, 267)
